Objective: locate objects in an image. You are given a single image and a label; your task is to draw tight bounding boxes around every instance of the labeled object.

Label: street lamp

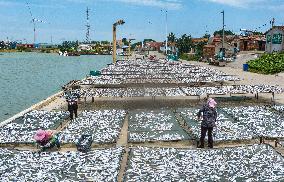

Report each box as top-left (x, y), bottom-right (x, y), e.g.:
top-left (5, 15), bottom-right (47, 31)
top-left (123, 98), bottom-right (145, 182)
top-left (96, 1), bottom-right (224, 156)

top-left (161, 10), bottom-right (168, 57)
top-left (221, 10), bottom-right (225, 61)
top-left (113, 19), bottom-right (125, 63)
top-left (128, 38), bottom-right (135, 59)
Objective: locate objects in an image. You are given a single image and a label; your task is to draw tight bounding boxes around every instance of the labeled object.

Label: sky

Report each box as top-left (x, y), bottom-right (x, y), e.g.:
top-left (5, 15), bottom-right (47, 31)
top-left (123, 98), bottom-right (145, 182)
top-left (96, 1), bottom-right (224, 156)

top-left (0, 0), bottom-right (284, 44)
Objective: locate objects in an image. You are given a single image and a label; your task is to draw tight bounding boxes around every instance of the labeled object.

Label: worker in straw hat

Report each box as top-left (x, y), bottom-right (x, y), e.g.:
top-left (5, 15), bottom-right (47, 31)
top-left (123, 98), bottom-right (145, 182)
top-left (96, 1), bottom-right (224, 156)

top-left (34, 129), bottom-right (60, 151)
top-left (197, 98), bottom-right (217, 148)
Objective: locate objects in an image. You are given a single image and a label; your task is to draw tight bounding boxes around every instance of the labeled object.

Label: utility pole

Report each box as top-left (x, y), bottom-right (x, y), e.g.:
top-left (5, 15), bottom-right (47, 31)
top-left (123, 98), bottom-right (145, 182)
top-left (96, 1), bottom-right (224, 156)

top-left (165, 10), bottom-right (168, 57)
top-left (221, 10), bottom-right (225, 60)
top-left (113, 25), bottom-right (117, 63)
top-left (270, 18), bottom-right (275, 28)
top-left (128, 38), bottom-right (135, 59)
top-left (86, 7), bottom-right (90, 43)
top-left (112, 20), bottom-right (125, 63)
top-left (161, 10), bottom-right (168, 57)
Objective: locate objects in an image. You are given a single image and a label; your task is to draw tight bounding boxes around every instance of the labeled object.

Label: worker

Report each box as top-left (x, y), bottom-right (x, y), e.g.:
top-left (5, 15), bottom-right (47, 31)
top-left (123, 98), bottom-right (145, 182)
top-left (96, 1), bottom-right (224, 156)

top-left (197, 98), bottom-right (217, 148)
top-left (34, 129), bottom-right (60, 151)
top-left (67, 98), bottom-right (78, 120)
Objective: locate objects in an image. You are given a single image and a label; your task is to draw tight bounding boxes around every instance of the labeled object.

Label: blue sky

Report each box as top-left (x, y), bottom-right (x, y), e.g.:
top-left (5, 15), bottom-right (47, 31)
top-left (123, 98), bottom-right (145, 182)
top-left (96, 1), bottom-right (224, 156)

top-left (0, 0), bottom-right (284, 43)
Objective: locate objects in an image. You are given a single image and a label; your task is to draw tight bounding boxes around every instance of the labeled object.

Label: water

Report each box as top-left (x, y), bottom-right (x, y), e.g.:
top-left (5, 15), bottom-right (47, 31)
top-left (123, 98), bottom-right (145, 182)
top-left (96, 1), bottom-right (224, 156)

top-left (0, 52), bottom-right (112, 122)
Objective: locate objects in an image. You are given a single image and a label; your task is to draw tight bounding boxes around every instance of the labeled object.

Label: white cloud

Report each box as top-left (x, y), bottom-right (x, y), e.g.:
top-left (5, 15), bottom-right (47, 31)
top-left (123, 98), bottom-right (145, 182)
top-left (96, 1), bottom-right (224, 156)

top-left (114, 0), bottom-right (183, 9)
top-left (204, 0), bottom-right (284, 10)
top-left (65, 0), bottom-right (183, 10)
top-left (205, 0), bottom-right (265, 8)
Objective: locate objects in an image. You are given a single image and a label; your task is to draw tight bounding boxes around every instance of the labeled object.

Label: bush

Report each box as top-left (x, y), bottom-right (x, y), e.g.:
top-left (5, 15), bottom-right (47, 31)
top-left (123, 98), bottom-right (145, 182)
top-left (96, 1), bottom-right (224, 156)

top-left (248, 52), bottom-right (284, 74)
top-left (180, 53), bottom-right (201, 62)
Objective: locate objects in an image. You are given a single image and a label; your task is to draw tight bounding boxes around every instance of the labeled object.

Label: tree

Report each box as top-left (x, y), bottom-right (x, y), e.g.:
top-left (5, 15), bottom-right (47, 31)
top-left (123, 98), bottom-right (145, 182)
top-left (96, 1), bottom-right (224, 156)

top-left (213, 29), bottom-right (235, 36)
top-left (143, 39), bottom-right (156, 44)
top-left (59, 41), bottom-right (79, 52)
top-left (176, 34), bottom-right (193, 54)
top-left (131, 41), bottom-right (142, 49)
top-left (203, 33), bottom-right (210, 39)
top-left (101, 41), bottom-right (110, 45)
top-left (168, 32), bottom-right (176, 43)
top-left (252, 31), bottom-right (264, 36)
top-left (122, 38), bottom-right (129, 46)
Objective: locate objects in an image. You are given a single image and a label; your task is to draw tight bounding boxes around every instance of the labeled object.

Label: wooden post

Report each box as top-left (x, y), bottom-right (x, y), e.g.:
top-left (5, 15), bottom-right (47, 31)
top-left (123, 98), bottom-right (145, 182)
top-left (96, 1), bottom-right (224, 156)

top-left (112, 25), bottom-right (117, 64)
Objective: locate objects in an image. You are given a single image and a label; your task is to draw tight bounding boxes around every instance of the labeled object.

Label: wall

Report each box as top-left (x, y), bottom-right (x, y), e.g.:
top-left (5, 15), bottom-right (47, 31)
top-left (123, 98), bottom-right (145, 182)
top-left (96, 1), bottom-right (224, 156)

top-left (265, 28), bottom-right (284, 53)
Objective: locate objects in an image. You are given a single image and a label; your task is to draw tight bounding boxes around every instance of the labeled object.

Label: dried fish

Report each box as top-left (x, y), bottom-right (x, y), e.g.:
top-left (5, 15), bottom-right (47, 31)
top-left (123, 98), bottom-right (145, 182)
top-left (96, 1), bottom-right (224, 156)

top-left (0, 110), bottom-right (68, 143)
top-left (128, 110), bottom-right (189, 142)
top-left (124, 145), bottom-right (284, 181)
top-left (59, 110), bottom-right (126, 144)
top-left (0, 147), bottom-right (124, 181)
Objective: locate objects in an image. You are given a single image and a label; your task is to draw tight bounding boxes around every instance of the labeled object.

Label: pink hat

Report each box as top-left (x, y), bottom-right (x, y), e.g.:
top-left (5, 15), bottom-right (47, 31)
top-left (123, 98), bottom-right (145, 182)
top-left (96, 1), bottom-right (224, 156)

top-left (34, 129), bottom-right (48, 141)
top-left (207, 98), bottom-right (217, 108)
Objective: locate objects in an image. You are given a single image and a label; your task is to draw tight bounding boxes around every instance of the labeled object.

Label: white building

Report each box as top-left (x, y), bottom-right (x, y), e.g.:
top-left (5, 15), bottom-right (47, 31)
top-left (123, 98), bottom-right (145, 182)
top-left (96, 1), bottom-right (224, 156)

top-left (265, 26), bottom-right (284, 53)
top-left (77, 44), bottom-right (92, 51)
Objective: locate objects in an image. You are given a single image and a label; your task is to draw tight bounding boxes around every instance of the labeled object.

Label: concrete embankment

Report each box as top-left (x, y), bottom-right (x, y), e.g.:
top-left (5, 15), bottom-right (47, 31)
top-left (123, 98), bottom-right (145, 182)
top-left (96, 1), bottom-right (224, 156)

top-left (0, 91), bottom-right (63, 127)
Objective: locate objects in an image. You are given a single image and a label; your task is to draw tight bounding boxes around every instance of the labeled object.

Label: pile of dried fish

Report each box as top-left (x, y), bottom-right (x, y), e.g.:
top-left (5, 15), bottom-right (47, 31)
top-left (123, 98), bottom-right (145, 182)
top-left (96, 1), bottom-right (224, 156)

top-left (124, 145), bottom-right (284, 181)
top-left (0, 110), bottom-right (68, 143)
top-left (0, 147), bottom-right (124, 181)
top-left (272, 105), bottom-right (284, 113)
top-left (79, 60), bottom-right (240, 86)
top-left (128, 110), bottom-right (189, 142)
top-left (59, 110), bottom-right (126, 144)
top-left (77, 84), bottom-right (282, 98)
top-left (223, 106), bottom-right (284, 138)
top-left (181, 85), bottom-right (283, 96)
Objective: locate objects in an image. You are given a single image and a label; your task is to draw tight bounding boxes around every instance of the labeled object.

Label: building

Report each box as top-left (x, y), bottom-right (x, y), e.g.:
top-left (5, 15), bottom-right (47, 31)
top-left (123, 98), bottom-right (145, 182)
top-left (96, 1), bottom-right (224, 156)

top-left (77, 44), bottom-right (92, 51)
top-left (160, 42), bottom-right (178, 54)
top-left (265, 26), bottom-right (284, 53)
top-left (203, 45), bottom-right (215, 59)
top-left (16, 44), bottom-right (34, 49)
top-left (146, 42), bottom-right (163, 51)
top-left (38, 43), bottom-right (58, 49)
top-left (203, 42), bottom-right (234, 59)
top-left (238, 36), bottom-right (266, 51)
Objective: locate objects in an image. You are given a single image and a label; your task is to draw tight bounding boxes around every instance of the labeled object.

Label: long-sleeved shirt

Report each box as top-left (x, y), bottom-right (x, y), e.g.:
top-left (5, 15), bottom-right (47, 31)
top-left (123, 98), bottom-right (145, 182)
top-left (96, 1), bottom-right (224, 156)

top-left (197, 104), bottom-right (217, 127)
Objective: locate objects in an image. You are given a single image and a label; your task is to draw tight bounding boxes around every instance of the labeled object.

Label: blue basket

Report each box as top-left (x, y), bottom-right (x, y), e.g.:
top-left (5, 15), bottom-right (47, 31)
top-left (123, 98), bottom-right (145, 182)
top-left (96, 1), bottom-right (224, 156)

top-left (243, 64), bottom-right (249, 71)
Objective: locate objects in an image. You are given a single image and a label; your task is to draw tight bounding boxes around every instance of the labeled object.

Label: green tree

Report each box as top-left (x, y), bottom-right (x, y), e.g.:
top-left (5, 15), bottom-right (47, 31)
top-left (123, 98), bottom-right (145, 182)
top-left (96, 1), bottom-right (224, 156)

top-left (252, 31), bottom-right (264, 35)
top-left (131, 42), bottom-right (141, 49)
top-left (213, 29), bottom-right (235, 36)
top-left (176, 34), bottom-right (193, 54)
top-left (122, 38), bottom-right (129, 46)
top-left (143, 39), bottom-right (156, 44)
top-left (203, 33), bottom-right (210, 39)
top-left (101, 41), bottom-right (110, 45)
top-left (168, 32), bottom-right (176, 43)
top-left (59, 41), bottom-right (79, 52)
